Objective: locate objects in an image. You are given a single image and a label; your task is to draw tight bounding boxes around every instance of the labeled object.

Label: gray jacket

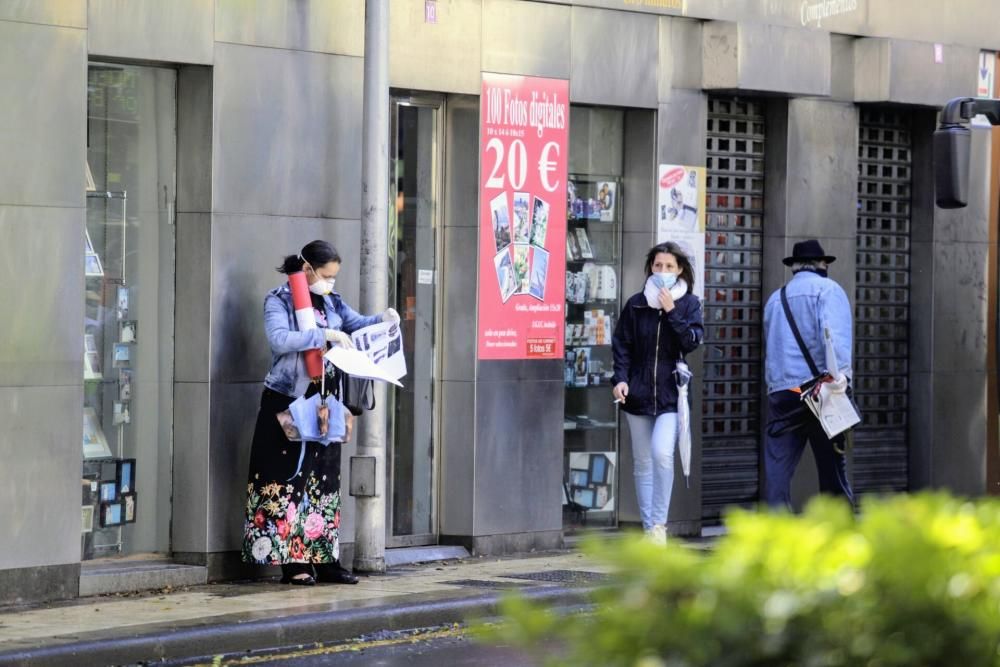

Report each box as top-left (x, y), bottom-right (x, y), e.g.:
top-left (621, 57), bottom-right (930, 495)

top-left (263, 284), bottom-right (381, 397)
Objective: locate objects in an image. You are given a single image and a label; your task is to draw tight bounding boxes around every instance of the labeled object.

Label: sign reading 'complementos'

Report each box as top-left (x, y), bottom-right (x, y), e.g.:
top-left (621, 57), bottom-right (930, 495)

top-left (477, 73), bottom-right (569, 360)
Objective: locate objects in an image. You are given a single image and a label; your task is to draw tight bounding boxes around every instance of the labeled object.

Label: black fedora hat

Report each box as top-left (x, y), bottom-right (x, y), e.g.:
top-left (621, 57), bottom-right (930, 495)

top-left (782, 239), bottom-right (836, 266)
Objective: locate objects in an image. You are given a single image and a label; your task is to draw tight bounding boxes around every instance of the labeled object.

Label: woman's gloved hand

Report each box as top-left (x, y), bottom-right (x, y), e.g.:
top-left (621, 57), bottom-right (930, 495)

top-left (325, 328), bottom-right (354, 348)
top-left (382, 307), bottom-right (401, 324)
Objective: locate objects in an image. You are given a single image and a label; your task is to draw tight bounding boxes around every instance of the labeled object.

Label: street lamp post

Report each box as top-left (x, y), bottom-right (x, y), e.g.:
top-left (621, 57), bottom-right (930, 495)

top-left (353, 0), bottom-right (389, 575)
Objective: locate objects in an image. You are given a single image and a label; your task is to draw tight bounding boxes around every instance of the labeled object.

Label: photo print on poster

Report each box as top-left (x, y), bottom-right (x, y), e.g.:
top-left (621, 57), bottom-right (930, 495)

top-left (113, 343), bottom-right (130, 367)
top-left (530, 196), bottom-right (549, 248)
top-left (658, 165), bottom-right (705, 236)
top-left (120, 320), bottom-right (137, 344)
top-left (597, 181), bottom-right (616, 222)
top-left (100, 502), bottom-right (123, 527)
top-left (493, 247), bottom-right (517, 303)
top-left (116, 286), bottom-right (129, 320)
top-left (512, 244), bottom-right (531, 295)
top-left (119, 368), bottom-right (132, 400)
top-left (512, 191), bottom-right (531, 243)
top-left (123, 493), bottom-right (136, 523)
top-left (490, 192), bottom-right (512, 253)
top-left (529, 247), bottom-right (549, 301)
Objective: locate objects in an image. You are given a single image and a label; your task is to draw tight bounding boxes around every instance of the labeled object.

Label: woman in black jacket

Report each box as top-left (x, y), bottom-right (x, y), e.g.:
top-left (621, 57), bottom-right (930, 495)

top-left (612, 242), bottom-right (703, 544)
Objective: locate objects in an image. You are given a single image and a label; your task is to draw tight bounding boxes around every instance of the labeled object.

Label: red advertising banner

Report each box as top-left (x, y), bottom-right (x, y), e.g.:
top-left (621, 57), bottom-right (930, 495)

top-left (477, 73), bottom-right (569, 360)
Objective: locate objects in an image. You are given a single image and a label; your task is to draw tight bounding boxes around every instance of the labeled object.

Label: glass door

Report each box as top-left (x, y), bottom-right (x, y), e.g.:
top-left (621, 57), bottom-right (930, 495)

top-left (387, 94), bottom-right (443, 546)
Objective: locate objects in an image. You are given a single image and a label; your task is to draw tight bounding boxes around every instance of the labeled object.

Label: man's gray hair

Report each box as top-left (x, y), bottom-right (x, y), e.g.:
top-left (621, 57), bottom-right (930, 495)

top-left (791, 259), bottom-right (825, 273)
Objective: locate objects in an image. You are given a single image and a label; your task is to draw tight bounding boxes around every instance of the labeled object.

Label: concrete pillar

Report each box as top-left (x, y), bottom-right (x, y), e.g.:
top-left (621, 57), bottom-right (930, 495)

top-left (910, 117), bottom-right (992, 494)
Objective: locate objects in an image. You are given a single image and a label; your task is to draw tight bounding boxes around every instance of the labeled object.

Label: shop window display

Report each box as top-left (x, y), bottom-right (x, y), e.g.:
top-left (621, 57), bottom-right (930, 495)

top-left (82, 63), bottom-right (176, 559)
top-left (563, 174), bottom-right (622, 529)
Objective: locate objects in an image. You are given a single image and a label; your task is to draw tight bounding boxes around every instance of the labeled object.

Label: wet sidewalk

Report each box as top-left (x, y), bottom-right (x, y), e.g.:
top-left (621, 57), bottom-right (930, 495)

top-left (0, 551), bottom-right (607, 666)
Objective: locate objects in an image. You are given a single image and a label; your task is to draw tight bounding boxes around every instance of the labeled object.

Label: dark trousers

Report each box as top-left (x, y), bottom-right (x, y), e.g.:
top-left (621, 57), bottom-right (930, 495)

top-left (763, 390), bottom-right (854, 510)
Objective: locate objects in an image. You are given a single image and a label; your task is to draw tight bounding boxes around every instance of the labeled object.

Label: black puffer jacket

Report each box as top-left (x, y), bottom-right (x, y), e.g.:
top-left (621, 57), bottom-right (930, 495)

top-left (612, 291), bottom-right (704, 416)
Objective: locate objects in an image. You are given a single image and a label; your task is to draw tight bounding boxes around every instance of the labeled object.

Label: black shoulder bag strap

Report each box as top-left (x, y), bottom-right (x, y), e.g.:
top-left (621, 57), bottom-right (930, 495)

top-left (780, 285), bottom-right (821, 378)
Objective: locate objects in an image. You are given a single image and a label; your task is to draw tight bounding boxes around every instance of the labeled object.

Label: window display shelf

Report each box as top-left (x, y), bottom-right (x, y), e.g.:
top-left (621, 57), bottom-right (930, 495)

top-left (563, 169), bottom-right (622, 531)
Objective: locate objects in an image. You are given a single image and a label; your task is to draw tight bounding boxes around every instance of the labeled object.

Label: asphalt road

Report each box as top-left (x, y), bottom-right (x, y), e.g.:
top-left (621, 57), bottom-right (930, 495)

top-left (174, 627), bottom-right (551, 667)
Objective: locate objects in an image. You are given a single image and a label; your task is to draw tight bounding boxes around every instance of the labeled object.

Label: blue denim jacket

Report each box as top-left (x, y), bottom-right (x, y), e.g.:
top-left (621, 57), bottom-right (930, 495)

top-left (263, 284), bottom-right (381, 397)
top-left (763, 270), bottom-right (853, 394)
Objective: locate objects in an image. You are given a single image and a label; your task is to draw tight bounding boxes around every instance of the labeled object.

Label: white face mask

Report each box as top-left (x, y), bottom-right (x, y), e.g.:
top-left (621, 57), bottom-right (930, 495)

top-left (651, 271), bottom-right (678, 290)
top-left (644, 272), bottom-right (687, 309)
top-left (308, 277), bottom-right (335, 296)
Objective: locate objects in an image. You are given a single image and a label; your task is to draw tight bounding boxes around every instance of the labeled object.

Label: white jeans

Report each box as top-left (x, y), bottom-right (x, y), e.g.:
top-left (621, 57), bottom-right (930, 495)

top-left (624, 411), bottom-right (677, 530)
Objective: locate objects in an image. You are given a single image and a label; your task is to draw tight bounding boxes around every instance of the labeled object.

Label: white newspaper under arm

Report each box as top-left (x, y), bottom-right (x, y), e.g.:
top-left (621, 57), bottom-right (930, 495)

top-left (802, 327), bottom-right (860, 438)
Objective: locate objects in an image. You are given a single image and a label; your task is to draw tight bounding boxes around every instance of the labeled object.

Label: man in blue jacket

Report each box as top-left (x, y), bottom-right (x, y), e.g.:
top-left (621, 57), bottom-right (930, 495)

top-left (762, 240), bottom-right (855, 509)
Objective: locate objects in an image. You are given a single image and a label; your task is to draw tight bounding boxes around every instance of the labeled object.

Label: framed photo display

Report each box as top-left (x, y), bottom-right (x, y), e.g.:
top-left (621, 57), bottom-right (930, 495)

top-left (122, 492), bottom-right (136, 523)
top-left (117, 458), bottom-right (136, 494)
top-left (100, 501), bottom-right (124, 527)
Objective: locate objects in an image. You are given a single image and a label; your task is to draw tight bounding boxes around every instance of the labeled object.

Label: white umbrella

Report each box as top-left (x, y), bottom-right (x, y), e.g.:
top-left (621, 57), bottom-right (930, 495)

top-left (674, 360), bottom-right (693, 488)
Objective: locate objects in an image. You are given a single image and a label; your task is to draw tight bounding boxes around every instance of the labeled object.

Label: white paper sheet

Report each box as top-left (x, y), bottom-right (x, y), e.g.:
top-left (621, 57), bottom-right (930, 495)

top-left (349, 321), bottom-right (407, 382)
top-left (323, 345), bottom-right (404, 386)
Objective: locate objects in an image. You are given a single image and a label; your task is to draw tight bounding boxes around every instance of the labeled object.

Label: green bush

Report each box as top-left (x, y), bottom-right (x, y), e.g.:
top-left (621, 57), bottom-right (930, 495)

top-left (483, 493), bottom-right (1000, 666)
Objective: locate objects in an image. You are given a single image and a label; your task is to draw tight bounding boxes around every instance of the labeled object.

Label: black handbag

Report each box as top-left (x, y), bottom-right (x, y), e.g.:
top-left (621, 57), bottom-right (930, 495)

top-left (329, 365), bottom-right (375, 416)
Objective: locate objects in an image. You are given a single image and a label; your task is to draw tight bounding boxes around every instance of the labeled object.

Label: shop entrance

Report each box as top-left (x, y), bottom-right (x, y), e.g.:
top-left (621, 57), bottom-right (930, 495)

top-left (701, 97), bottom-right (767, 524)
top-left (387, 94), bottom-right (443, 546)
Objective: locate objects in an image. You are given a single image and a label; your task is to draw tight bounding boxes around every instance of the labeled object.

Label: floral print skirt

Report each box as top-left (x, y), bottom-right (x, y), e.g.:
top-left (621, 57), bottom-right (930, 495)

top-left (243, 387), bottom-right (343, 565)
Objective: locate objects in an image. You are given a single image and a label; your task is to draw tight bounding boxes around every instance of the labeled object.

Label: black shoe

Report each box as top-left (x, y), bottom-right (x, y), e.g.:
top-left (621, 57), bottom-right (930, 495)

top-left (316, 565), bottom-right (359, 585)
top-left (280, 563), bottom-right (316, 586)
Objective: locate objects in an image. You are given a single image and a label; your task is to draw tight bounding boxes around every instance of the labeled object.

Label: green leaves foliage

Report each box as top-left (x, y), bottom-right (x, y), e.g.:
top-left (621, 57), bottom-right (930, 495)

top-left (484, 493), bottom-right (1000, 667)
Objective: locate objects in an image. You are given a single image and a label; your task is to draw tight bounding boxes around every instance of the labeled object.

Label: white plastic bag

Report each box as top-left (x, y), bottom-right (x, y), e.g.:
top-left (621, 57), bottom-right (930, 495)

top-left (802, 328), bottom-right (861, 438)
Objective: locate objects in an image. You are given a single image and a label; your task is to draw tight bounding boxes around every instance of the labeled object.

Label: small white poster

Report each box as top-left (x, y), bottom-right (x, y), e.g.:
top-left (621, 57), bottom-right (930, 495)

top-left (657, 164), bottom-right (706, 301)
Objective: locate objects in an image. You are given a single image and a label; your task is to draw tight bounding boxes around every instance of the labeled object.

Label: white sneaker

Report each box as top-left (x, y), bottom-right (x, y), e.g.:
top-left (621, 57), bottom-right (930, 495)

top-left (648, 524), bottom-right (667, 546)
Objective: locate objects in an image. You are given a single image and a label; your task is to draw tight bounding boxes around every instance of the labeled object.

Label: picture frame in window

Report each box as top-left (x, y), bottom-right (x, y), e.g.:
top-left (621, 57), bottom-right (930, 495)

top-left (81, 505), bottom-right (95, 534)
top-left (119, 320), bottom-right (137, 344)
top-left (116, 286), bottom-right (129, 320)
top-left (113, 343), bottom-right (130, 367)
top-left (588, 454), bottom-right (609, 486)
top-left (122, 492), bottom-right (136, 523)
top-left (99, 480), bottom-right (117, 502)
top-left (594, 484), bottom-right (610, 509)
top-left (117, 458), bottom-right (136, 494)
top-left (100, 501), bottom-right (124, 527)
top-left (112, 401), bottom-right (130, 425)
top-left (82, 407), bottom-right (112, 460)
top-left (84, 347), bottom-right (102, 381)
top-left (571, 486), bottom-right (595, 509)
top-left (119, 368), bottom-right (132, 400)
top-left (569, 469), bottom-right (589, 488)
top-left (85, 252), bottom-right (104, 277)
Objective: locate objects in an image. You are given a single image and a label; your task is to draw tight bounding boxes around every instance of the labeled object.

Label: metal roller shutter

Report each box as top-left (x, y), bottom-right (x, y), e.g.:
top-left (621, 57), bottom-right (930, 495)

top-left (853, 108), bottom-right (912, 494)
top-left (702, 97), bottom-right (766, 523)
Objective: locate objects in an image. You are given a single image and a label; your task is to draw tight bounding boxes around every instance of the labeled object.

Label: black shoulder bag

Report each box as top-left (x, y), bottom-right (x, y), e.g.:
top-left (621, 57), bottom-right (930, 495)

top-left (328, 365), bottom-right (375, 417)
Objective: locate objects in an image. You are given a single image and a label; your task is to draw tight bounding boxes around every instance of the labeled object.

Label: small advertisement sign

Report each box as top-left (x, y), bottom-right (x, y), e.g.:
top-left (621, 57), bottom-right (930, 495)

top-left (656, 164), bottom-right (706, 301)
top-left (978, 51), bottom-right (996, 98)
top-left (477, 73), bottom-right (569, 360)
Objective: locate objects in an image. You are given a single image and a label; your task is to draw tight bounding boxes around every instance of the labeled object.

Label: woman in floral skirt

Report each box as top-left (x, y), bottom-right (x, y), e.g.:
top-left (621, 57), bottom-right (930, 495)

top-left (243, 240), bottom-right (399, 585)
